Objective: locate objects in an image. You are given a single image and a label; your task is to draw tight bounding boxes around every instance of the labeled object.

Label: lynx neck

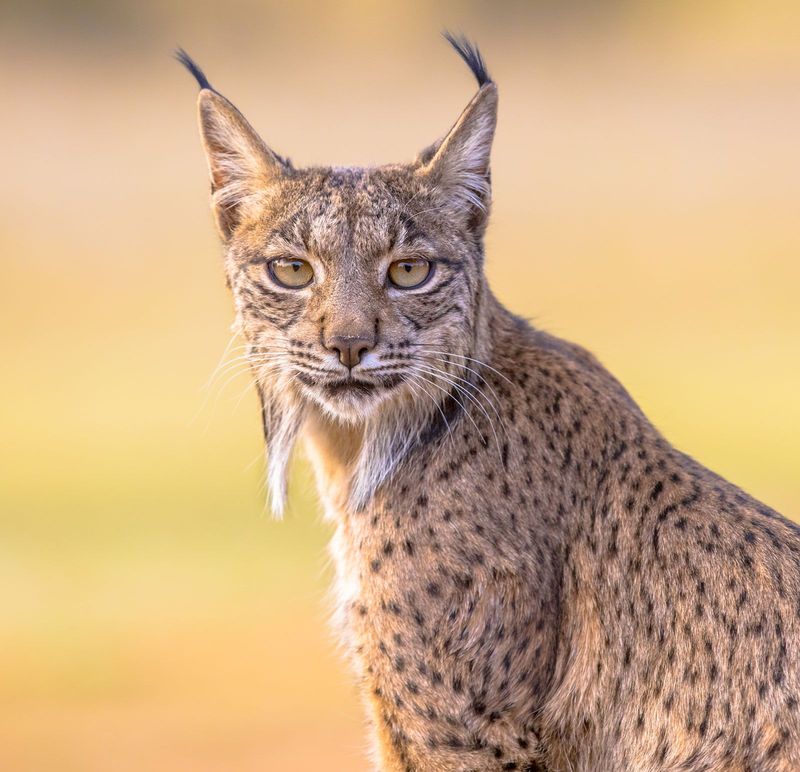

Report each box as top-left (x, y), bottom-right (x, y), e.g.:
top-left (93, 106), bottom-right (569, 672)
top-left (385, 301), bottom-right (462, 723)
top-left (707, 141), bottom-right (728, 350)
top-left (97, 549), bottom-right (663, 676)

top-left (302, 409), bottom-right (364, 519)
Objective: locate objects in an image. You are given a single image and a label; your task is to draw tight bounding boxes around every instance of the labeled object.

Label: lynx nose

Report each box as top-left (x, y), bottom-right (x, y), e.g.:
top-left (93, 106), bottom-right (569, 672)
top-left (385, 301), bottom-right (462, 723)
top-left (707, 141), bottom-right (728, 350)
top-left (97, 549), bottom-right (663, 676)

top-left (327, 335), bottom-right (374, 370)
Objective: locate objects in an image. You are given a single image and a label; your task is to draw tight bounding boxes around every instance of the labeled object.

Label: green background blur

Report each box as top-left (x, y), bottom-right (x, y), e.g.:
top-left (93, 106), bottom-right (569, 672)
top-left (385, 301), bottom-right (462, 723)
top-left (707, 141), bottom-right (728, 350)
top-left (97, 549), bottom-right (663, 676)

top-left (1, 1), bottom-right (798, 769)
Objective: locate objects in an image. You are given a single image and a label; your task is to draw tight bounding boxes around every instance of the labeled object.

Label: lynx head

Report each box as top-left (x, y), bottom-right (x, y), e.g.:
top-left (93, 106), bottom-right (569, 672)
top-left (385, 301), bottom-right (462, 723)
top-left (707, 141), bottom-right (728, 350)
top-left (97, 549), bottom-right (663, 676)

top-left (179, 36), bottom-right (498, 513)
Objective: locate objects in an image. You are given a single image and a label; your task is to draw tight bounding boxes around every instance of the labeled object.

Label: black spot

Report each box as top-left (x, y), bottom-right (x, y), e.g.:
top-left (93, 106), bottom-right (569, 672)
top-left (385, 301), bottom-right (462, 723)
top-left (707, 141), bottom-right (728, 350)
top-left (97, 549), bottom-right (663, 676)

top-left (650, 480), bottom-right (664, 501)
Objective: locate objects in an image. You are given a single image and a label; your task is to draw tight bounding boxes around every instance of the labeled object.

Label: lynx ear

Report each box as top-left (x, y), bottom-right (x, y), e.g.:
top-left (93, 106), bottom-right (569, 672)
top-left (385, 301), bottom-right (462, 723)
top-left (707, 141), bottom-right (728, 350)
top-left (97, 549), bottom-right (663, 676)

top-left (417, 35), bottom-right (497, 222)
top-left (176, 49), bottom-right (290, 240)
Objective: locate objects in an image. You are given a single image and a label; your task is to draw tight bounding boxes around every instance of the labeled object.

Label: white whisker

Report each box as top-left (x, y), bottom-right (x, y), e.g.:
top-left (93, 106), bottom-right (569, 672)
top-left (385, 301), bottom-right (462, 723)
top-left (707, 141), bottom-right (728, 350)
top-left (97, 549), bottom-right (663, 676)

top-left (406, 374), bottom-right (456, 452)
top-left (411, 363), bottom-right (502, 457)
top-left (409, 345), bottom-right (515, 387)
top-left (407, 367), bottom-right (486, 445)
top-left (413, 360), bottom-right (506, 447)
top-left (419, 353), bottom-right (506, 414)
top-left (417, 359), bottom-right (504, 427)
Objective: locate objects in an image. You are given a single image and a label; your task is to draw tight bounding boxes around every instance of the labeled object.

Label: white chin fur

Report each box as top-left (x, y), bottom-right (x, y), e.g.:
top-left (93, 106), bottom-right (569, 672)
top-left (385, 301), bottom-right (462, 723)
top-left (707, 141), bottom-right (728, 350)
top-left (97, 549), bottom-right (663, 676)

top-left (300, 383), bottom-right (386, 424)
top-left (265, 378), bottom-right (427, 515)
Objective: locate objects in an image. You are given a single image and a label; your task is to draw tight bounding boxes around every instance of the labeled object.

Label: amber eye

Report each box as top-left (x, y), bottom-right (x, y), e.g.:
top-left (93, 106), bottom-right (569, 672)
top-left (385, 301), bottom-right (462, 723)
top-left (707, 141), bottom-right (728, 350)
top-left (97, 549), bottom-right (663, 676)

top-left (388, 258), bottom-right (432, 289)
top-left (268, 257), bottom-right (314, 289)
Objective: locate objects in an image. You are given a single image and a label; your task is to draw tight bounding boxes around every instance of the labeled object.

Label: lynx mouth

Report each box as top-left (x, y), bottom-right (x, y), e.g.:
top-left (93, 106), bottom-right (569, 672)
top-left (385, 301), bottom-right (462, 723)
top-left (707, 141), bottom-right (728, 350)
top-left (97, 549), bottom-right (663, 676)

top-left (322, 379), bottom-right (378, 397)
top-left (296, 372), bottom-right (407, 410)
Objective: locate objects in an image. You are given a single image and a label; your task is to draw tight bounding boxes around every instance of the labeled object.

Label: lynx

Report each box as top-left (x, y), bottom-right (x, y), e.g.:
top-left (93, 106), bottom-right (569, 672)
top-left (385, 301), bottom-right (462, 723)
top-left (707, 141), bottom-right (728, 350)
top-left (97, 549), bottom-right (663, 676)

top-left (179, 37), bottom-right (800, 771)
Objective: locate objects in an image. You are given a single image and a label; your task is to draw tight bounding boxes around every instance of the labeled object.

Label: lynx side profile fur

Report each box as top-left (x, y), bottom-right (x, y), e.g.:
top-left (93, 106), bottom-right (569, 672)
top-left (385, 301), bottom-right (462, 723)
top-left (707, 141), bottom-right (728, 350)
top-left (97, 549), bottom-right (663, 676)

top-left (179, 37), bottom-right (800, 771)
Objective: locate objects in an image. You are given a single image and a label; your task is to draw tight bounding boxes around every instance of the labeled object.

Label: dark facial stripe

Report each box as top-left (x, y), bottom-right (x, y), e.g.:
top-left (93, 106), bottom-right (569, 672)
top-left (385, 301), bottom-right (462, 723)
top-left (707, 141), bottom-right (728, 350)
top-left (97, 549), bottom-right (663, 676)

top-left (420, 270), bottom-right (461, 299)
top-left (400, 312), bottom-right (423, 332)
top-left (250, 278), bottom-right (302, 305)
top-left (239, 282), bottom-right (304, 331)
top-left (424, 303), bottom-right (462, 325)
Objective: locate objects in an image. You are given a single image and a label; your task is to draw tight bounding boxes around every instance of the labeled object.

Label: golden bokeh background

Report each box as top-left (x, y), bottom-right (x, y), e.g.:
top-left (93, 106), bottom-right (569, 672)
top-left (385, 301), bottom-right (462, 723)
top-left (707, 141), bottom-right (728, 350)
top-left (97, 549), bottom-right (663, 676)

top-left (1, 1), bottom-right (798, 769)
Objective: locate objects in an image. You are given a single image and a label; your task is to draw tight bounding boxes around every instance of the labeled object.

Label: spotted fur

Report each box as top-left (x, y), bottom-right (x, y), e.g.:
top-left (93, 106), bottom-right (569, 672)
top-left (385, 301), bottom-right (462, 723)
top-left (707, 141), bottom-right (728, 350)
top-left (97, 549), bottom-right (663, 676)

top-left (180, 38), bottom-right (800, 771)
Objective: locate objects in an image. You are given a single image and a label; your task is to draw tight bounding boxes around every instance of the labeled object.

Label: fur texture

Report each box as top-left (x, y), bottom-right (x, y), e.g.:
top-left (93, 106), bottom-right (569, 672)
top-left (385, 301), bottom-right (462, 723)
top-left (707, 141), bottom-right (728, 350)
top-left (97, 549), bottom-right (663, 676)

top-left (180, 38), bottom-right (800, 771)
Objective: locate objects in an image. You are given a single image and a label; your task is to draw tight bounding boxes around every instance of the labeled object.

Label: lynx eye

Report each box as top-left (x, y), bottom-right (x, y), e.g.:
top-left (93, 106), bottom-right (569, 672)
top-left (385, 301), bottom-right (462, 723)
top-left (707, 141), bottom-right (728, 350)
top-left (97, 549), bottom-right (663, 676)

top-left (388, 258), bottom-right (432, 289)
top-left (268, 257), bottom-right (314, 289)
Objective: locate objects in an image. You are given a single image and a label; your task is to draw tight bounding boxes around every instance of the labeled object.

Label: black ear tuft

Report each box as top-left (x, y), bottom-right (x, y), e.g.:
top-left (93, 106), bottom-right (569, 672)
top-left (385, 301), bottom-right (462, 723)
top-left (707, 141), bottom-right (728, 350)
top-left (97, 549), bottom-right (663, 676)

top-left (175, 47), bottom-right (214, 91)
top-left (442, 32), bottom-right (492, 87)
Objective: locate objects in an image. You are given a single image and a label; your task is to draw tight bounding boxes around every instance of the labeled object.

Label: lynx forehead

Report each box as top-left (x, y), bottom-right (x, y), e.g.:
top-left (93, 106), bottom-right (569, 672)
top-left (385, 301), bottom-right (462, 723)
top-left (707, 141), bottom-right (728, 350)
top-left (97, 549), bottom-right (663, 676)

top-left (181, 37), bottom-right (800, 772)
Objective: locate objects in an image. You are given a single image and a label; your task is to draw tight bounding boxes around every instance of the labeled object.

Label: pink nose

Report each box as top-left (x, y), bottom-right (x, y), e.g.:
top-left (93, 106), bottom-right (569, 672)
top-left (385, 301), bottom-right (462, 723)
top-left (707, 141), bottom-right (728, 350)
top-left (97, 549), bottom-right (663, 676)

top-left (326, 335), bottom-right (374, 369)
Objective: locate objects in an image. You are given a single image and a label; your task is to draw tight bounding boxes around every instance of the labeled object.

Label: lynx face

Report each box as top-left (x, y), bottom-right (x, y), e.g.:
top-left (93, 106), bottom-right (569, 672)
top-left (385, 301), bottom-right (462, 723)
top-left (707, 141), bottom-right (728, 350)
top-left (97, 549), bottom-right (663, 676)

top-left (180, 39), bottom-right (497, 509)
top-left (228, 165), bottom-right (486, 422)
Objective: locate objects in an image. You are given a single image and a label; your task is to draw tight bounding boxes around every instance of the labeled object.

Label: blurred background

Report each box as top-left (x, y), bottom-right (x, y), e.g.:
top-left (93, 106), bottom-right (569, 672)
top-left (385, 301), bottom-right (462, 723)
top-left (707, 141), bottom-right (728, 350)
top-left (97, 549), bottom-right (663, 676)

top-left (1, 1), bottom-right (798, 769)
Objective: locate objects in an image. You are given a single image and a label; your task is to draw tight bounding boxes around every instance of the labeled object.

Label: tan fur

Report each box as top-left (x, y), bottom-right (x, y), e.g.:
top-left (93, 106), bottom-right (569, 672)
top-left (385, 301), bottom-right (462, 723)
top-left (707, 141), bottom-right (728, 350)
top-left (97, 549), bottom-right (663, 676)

top-left (182, 42), bottom-right (800, 771)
